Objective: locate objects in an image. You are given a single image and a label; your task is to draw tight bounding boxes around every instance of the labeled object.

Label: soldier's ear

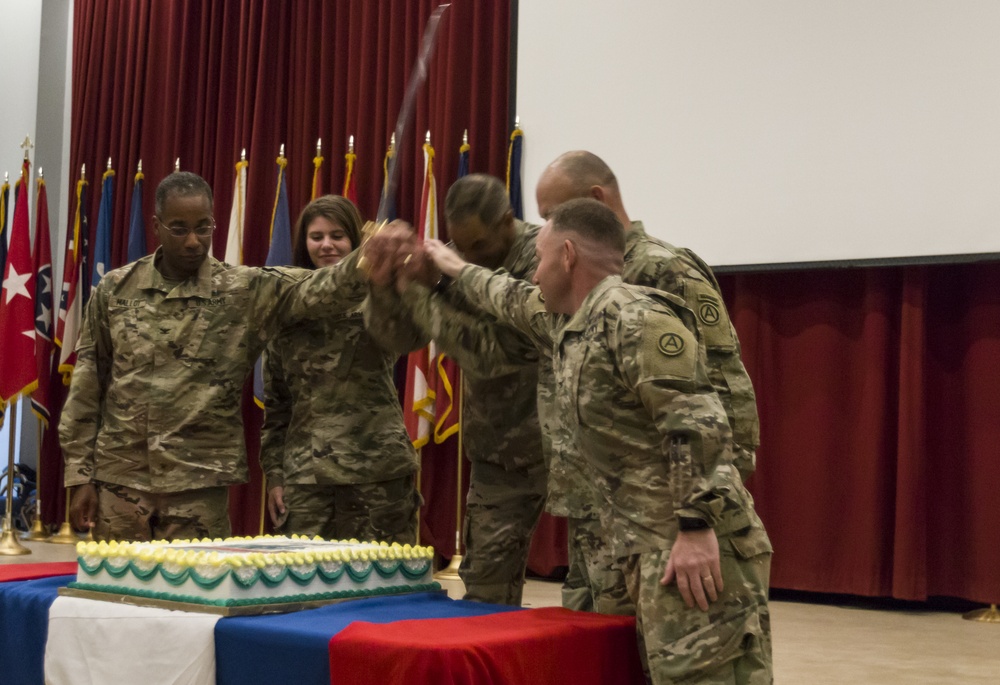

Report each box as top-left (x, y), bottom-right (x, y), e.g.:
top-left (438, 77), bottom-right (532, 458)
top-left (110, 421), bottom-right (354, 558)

top-left (562, 238), bottom-right (576, 272)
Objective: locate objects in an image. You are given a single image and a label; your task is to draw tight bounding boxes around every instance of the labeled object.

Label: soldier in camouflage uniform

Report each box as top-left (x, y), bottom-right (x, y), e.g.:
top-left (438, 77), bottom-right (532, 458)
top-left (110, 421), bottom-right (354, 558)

top-left (364, 174), bottom-right (547, 606)
top-left (261, 195), bottom-right (419, 543)
top-left (59, 173), bottom-right (368, 542)
top-left (369, 152), bottom-right (760, 617)
top-left (420, 199), bottom-right (773, 684)
top-left (534, 151), bottom-right (761, 615)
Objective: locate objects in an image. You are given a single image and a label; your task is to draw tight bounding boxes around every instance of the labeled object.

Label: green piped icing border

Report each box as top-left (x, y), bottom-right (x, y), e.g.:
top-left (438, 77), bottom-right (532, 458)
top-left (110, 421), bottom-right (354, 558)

top-left (77, 556), bottom-right (433, 591)
top-left (66, 581), bottom-right (442, 607)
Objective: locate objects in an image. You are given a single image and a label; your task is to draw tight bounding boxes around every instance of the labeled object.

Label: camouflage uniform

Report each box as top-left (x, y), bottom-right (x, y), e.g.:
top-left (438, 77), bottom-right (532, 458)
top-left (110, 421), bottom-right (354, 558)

top-left (260, 302), bottom-right (420, 543)
top-left (561, 221), bottom-right (761, 614)
top-left (366, 220), bottom-right (547, 605)
top-left (59, 248), bottom-right (367, 541)
top-left (451, 266), bottom-right (773, 684)
top-left (622, 222), bottom-right (759, 480)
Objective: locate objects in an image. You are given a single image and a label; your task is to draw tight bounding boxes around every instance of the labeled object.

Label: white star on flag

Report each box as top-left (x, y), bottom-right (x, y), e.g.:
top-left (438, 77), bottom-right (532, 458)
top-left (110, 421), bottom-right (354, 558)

top-left (2, 266), bottom-right (32, 304)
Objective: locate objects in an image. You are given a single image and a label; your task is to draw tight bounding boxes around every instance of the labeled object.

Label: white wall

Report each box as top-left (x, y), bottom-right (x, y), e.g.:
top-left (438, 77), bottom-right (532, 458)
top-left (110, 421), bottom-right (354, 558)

top-left (517, 1), bottom-right (1000, 267)
top-left (0, 0), bottom-right (73, 469)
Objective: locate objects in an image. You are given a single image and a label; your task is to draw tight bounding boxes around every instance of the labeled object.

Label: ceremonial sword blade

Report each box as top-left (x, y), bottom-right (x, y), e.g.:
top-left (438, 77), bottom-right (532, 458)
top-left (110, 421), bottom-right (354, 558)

top-left (376, 3), bottom-right (451, 223)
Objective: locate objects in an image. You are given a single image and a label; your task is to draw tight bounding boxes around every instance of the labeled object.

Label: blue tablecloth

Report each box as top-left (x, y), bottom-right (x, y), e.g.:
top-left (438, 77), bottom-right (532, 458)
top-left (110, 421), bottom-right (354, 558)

top-left (215, 593), bottom-right (521, 685)
top-left (0, 577), bottom-right (521, 685)
top-left (0, 575), bottom-right (74, 685)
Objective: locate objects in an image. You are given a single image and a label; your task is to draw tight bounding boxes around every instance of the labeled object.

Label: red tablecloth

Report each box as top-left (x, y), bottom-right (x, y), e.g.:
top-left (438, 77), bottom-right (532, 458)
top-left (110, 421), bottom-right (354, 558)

top-left (0, 562), bottom-right (77, 583)
top-left (328, 606), bottom-right (645, 685)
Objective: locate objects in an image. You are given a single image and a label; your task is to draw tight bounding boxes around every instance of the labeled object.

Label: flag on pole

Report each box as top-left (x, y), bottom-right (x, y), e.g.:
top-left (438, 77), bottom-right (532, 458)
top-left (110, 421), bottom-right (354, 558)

top-left (311, 140), bottom-right (324, 201)
top-left (30, 176), bottom-right (54, 425)
top-left (224, 155), bottom-right (248, 265)
top-left (56, 174), bottom-right (88, 383)
top-left (342, 137), bottom-right (359, 205)
top-left (428, 136), bottom-right (472, 444)
top-left (0, 178), bottom-right (9, 284)
top-left (126, 164), bottom-right (146, 262)
top-left (0, 163), bottom-right (38, 407)
top-left (91, 165), bottom-right (115, 293)
top-left (252, 150), bottom-right (294, 408)
top-left (403, 138), bottom-right (441, 448)
top-left (380, 137), bottom-right (397, 222)
top-left (506, 125), bottom-right (524, 220)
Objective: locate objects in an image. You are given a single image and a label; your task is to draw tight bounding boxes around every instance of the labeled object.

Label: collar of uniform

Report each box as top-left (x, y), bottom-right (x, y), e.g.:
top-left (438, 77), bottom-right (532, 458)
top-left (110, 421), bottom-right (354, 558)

top-left (560, 275), bottom-right (623, 337)
top-left (502, 219), bottom-right (535, 275)
top-left (144, 247), bottom-right (216, 297)
top-left (623, 220), bottom-right (646, 259)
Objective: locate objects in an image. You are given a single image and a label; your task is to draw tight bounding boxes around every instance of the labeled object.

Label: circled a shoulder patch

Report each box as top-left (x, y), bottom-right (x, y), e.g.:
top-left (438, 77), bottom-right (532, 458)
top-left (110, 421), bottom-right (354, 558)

top-left (638, 309), bottom-right (698, 382)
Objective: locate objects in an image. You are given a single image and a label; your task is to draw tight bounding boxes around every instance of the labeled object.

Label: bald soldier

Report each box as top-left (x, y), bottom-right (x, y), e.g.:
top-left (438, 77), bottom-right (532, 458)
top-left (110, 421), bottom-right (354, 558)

top-left (364, 174), bottom-right (547, 606)
top-left (59, 172), bottom-right (369, 542)
top-left (420, 198), bottom-right (773, 685)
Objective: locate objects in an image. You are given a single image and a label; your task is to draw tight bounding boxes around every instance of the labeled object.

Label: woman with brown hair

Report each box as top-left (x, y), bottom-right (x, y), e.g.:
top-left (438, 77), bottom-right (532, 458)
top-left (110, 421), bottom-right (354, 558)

top-left (260, 195), bottom-right (419, 542)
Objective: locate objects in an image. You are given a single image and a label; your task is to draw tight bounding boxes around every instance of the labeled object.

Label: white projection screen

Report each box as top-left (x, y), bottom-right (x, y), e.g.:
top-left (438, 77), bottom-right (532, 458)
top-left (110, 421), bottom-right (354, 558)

top-left (515, 1), bottom-right (1000, 268)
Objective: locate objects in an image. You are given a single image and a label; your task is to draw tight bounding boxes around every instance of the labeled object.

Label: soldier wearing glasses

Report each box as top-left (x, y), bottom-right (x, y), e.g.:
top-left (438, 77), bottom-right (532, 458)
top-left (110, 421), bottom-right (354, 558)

top-left (59, 172), bottom-right (369, 542)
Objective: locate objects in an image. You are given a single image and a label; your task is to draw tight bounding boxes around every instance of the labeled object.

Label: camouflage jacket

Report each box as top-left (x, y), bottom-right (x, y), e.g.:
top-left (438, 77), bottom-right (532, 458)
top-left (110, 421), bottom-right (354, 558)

top-left (432, 221), bottom-right (760, 515)
top-left (453, 268), bottom-right (762, 555)
top-left (59, 248), bottom-right (367, 493)
top-left (623, 222), bottom-right (760, 476)
top-left (365, 220), bottom-right (545, 471)
top-left (260, 302), bottom-right (418, 488)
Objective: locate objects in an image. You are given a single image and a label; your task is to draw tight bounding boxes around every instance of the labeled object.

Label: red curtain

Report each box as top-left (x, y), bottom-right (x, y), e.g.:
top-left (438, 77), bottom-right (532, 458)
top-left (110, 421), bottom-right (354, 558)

top-left (47, 0), bottom-right (516, 563)
top-left (718, 261), bottom-right (1000, 603)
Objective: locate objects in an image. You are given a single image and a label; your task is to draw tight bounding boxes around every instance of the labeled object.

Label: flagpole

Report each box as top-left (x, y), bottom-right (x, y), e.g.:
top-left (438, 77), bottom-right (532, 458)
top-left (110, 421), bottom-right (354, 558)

top-left (0, 398), bottom-right (31, 555)
top-left (47, 489), bottom-right (79, 544)
top-left (24, 421), bottom-right (49, 540)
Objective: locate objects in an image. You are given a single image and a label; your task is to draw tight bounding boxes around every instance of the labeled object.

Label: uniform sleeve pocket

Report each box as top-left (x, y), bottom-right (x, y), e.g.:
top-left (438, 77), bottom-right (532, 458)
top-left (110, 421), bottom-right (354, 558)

top-left (728, 526), bottom-right (773, 560)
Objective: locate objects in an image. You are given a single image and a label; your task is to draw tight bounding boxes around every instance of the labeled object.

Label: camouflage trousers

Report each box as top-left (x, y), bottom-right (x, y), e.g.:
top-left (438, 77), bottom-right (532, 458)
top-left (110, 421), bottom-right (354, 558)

top-left (94, 482), bottom-right (231, 542)
top-left (623, 528), bottom-right (773, 685)
top-left (562, 516), bottom-right (635, 615)
top-left (279, 475), bottom-right (419, 544)
top-left (459, 458), bottom-right (547, 606)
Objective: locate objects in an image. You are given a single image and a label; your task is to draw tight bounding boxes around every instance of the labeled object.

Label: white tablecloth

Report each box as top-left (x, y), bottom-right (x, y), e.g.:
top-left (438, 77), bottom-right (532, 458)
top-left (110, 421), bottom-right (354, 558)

top-left (44, 596), bottom-right (220, 685)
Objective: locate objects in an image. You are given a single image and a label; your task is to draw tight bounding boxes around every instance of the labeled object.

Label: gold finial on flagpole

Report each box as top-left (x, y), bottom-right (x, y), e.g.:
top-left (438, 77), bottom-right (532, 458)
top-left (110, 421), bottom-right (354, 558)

top-left (240, 148), bottom-right (246, 162)
top-left (81, 163), bottom-right (87, 181)
top-left (137, 159), bottom-right (142, 173)
top-left (348, 135), bottom-right (354, 154)
top-left (425, 130), bottom-right (431, 145)
top-left (389, 132), bottom-right (396, 151)
top-left (514, 115), bottom-right (520, 129)
top-left (463, 129), bottom-right (468, 146)
top-left (38, 167), bottom-right (43, 179)
top-left (106, 157), bottom-right (112, 171)
top-left (4, 172), bottom-right (8, 183)
top-left (174, 158), bottom-right (181, 172)
top-left (21, 135), bottom-right (33, 159)
top-left (279, 143), bottom-right (285, 158)
top-left (316, 138), bottom-right (322, 157)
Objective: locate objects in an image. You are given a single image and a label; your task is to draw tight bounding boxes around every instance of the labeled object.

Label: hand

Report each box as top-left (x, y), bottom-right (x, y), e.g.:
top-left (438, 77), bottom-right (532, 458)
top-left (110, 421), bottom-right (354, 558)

top-left (69, 483), bottom-right (98, 533)
top-left (423, 239), bottom-right (468, 278)
top-left (363, 221), bottom-right (418, 287)
top-left (661, 528), bottom-right (723, 611)
top-left (396, 246), bottom-right (442, 294)
top-left (267, 486), bottom-right (288, 529)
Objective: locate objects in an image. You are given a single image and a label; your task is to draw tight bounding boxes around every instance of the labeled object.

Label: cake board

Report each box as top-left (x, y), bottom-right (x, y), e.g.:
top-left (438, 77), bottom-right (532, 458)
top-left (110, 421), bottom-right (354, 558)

top-left (57, 585), bottom-right (447, 617)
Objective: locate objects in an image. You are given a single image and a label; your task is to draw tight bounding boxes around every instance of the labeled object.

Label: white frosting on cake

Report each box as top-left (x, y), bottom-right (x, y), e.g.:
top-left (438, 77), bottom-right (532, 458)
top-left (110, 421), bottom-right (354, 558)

top-left (71, 535), bottom-right (438, 606)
